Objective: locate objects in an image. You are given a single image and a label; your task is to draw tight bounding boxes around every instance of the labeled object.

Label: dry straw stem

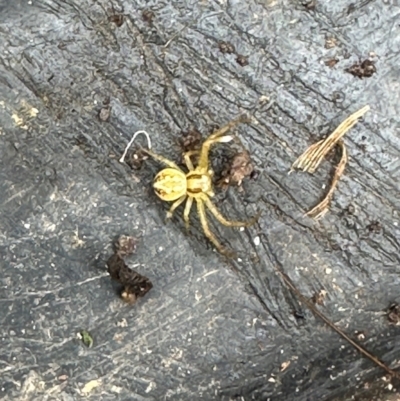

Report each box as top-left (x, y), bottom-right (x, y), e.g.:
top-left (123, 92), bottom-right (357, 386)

top-left (292, 105), bottom-right (370, 173)
top-left (291, 105), bottom-right (370, 218)
top-left (306, 140), bottom-right (348, 220)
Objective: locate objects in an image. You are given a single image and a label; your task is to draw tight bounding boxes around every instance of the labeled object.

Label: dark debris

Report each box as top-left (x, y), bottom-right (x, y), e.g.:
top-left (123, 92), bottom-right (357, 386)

top-left (107, 237), bottom-right (152, 305)
top-left (109, 14), bottom-right (124, 27)
top-left (98, 106), bottom-right (111, 122)
top-left (115, 235), bottom-right (137, 257)
top-left (293, 310), bottom-right (306, 320)
top-left (142, 9), bottom-right (155, 23)
top-left (302, 0), bottom-right (317, 10)
top-left (127, 147), bottom-right (149, 170)
top-left (387, 303), bottom-right (400, 326)
top-left (218, 41), bottom-right (235, 54)
top-left (236, 55), bottom-right (249, 67)
top-left (250, 169), bottom-right (259, 180)
top-left (311, 290), bottom-right (327, 306)
top-left (344, 204), bottom-right (355, 215)
top-left (345, 59), bottom-right (377, 78)
top-left (180, 128), bottom-right (203, 153)
top-left (367, 220), bottom-right (382, 234)
top-left (325, 58), bottom-right (339, 68)
top-left (217, 150), bottom-right (254, 189)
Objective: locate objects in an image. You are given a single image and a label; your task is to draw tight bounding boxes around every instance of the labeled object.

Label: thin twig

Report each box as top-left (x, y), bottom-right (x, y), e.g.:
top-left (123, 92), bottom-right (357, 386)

top-left (275, 266), bottom-right (400, 379)
top-left (163, 11), bottom-right (224, 49)
top-left (119, 130), bottom-right (152, 163)
top-left (163, 24), bottom-right (190, 48)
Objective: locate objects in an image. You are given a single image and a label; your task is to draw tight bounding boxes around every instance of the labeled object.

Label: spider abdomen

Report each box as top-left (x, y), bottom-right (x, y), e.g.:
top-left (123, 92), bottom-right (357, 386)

top-left (153, 168), bottom-right (187, 201)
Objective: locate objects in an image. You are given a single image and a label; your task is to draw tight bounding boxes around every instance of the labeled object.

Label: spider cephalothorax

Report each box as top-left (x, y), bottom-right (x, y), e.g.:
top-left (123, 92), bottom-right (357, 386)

top-left (142, 116), bottom-right (259, 256)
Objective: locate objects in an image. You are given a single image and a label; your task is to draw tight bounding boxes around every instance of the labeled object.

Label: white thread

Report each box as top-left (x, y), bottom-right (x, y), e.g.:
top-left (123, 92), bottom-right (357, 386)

top-left (119, 130), bottom-right (152, 163)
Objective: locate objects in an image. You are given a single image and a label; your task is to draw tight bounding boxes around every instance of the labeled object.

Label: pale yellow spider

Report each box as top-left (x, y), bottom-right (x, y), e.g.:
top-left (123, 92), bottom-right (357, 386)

top-left (140, 116), bottom-right (259, 256)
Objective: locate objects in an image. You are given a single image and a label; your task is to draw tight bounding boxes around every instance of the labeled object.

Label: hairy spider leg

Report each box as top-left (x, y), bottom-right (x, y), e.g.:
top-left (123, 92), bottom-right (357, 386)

top-left (198, 116), bottom-right (249, 170)
top-left (166, 195), bottom-right (187, 220)
top-left (207, 115), bottom-right (250, 141)
top-left (202, 195), bottom-right (259, 227)
top-left (196, 198), bottom-right (236, 257)
top-left (141, 148), bottom-right (184, 172)
top-left (183, 196), bottom-right (194, 230)
top-left (184, 150), bottom-right (216, 181)
top-left (183, 150), bottom-right (200, 171)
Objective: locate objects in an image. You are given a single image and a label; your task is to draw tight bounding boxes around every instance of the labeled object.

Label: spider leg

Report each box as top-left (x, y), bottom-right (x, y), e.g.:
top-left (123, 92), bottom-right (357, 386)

top-left (202, 195), bottom-right (259, 227)
top-left (207, 115), bottom-right (250, 141)
top-left (196, 198), bottom-right (235, 257)
top-left (183, 196), bottom-right (193, 231)
top-left (183, 150), bottom-right (199, 171)
top-left (141, 148), bottom-right (184, 172)
top-left (198, 115), bottom-right (250, 170)
top-left (166, 195), bottom-right (187, 220)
